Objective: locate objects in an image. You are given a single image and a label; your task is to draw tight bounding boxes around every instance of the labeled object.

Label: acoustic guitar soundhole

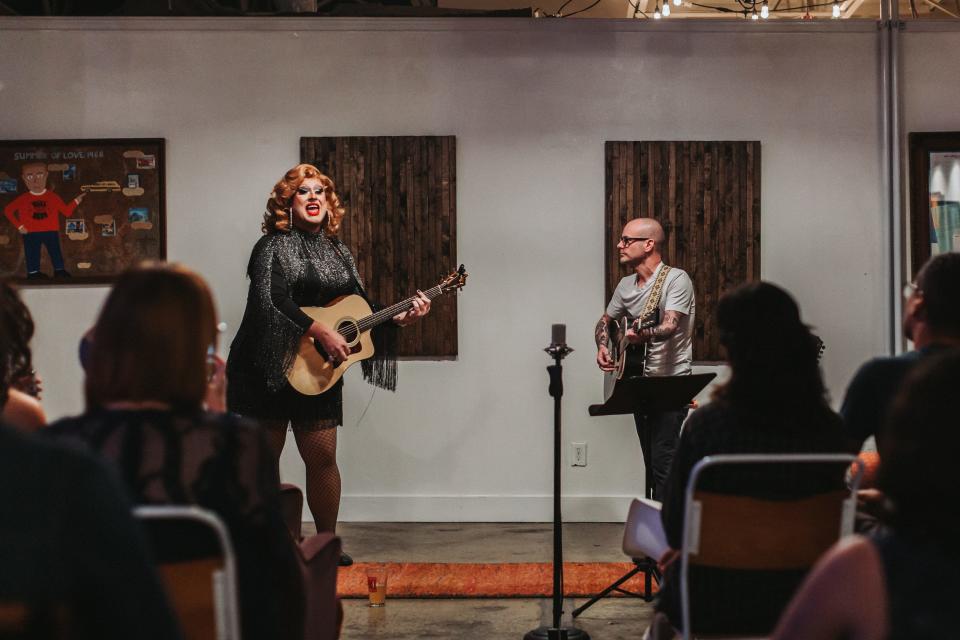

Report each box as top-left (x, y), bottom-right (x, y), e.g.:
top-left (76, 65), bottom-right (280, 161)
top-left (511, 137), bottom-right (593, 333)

top-left (337, 320), bottom-right (359, 343)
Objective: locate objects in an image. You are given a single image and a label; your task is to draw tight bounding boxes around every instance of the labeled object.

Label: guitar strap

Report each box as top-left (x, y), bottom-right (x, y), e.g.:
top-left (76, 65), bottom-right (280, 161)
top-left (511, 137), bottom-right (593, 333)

top-left (638, 263), bottom-right (672, 321)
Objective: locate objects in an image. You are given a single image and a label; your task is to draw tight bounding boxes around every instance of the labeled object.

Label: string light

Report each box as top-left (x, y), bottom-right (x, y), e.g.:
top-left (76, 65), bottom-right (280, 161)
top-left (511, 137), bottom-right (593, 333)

top-left (683, 0), bottom-right (845, 20)
top-left (654, 1), bottom-right (662, 17)
top-left (673, 0), bottom-right (682, 6)
top-left (662, 1), bottom-right (671, 15)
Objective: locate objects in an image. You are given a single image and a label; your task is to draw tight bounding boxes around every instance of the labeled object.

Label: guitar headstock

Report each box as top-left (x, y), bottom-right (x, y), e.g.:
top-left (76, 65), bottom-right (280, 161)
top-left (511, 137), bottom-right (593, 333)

top-left (438, 264), bottom-right (468, 293)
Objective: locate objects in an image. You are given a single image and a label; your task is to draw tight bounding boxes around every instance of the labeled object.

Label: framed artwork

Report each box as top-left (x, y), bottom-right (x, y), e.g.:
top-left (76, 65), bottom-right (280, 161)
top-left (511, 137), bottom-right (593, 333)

top-left (908, 132), bottom-right (960, 278)
top-left (0, 138), bottom-right (165, 284)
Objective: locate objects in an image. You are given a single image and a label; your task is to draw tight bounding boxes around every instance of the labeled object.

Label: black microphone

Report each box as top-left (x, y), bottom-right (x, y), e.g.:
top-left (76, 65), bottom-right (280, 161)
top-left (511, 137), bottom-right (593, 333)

top-left (545, 323), bottom-right (573, 360)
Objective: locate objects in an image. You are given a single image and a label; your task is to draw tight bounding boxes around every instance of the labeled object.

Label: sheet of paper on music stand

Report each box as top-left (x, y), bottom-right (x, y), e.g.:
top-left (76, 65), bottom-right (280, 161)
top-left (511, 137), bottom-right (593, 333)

top-left (623, 497), bottom-right (668, 561)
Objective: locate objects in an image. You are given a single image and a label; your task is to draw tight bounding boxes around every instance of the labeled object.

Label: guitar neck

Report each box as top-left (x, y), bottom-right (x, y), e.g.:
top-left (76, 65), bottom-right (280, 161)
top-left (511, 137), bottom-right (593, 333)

top-left (355, 285), bottom-right (445, 333)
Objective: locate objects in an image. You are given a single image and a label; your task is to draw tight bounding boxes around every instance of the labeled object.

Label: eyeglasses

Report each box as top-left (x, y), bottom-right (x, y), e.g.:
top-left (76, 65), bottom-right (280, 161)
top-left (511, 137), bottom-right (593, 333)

top-left (619, 236), bottom-right (650, 246)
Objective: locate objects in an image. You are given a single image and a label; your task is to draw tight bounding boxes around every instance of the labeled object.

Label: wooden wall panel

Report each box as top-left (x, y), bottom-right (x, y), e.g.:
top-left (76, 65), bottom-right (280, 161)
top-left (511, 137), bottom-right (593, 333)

top-left (301, 136), bottom-right (458, 357)
top-left (605, 141), bottom-right (761, 362)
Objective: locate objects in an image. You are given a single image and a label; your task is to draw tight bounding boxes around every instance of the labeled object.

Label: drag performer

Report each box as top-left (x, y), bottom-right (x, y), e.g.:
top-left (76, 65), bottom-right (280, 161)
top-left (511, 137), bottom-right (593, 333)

top-left (227, 163), bottom-right (430, 566)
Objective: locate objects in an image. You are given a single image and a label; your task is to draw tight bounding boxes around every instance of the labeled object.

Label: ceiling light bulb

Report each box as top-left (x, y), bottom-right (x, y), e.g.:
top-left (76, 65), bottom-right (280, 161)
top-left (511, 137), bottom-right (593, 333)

top-left (673, 0), bottom-right (682, 6)
top-left (751, 7), bottom-right (759, 18)
top-left (760, 0), bottom-right (769, 17)
top-left (654, 2), bottom-right (662, 18)
top-left (832, 1), bottom-right (841, 16)
top-left (662, 2), bottom-right (671, 15)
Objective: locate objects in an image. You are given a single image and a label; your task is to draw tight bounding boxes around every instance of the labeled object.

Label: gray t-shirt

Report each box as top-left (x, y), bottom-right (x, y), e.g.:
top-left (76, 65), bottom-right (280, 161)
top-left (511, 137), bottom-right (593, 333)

top-left (605, 262), bottom-right (695, 376)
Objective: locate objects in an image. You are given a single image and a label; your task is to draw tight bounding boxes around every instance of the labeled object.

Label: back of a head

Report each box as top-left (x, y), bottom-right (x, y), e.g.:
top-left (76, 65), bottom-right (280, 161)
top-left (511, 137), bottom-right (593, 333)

top-left (879, 348), bottom-right (960, 540)
top-left (0, 280), bottom-right (34, 407)
top-left (714, 281), bottom-right (825, 417)
top-left (85, 263), bottom-right (217, 410)
top-left (916, 252), bottom-right (960, 336)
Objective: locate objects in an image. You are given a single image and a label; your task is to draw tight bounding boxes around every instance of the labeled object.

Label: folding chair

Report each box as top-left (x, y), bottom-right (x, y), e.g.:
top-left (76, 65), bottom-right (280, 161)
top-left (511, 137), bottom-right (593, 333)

top-left (678, 453), bottom-right (862, 640)
top-left (278, 483), bottom-right (343, 640)
top-left (134, 506), bottom-right (241, 640)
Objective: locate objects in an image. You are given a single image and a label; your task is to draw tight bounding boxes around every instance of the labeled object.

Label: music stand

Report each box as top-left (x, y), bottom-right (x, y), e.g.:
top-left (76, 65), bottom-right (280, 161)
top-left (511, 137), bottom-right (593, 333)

top-left (572, 372), bottom-right (715, 619)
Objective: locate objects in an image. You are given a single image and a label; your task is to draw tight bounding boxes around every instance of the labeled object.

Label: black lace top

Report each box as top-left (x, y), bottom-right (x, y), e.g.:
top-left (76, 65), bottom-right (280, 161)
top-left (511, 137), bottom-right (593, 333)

top-left (45, 408), bottom-right (304, 640)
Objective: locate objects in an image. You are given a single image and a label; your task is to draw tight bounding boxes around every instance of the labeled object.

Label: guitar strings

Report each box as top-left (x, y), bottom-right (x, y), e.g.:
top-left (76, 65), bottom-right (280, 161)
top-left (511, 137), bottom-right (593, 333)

top-left (335, 285), bottom-right (446, 338)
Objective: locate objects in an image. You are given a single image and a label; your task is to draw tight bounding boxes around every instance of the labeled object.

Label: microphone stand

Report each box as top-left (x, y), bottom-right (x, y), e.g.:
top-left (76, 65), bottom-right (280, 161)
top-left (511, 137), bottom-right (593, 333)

top-left (524, 326), bottom-right (589, 640)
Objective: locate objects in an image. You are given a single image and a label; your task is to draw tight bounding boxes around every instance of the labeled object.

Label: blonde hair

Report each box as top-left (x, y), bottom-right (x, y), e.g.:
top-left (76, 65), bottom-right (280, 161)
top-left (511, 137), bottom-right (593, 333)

top-left (262, 163), bottom-right (345, 236)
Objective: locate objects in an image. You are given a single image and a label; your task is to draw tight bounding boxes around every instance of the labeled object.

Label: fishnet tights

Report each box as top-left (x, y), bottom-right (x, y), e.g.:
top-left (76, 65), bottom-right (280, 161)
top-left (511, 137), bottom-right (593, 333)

top-left (263, 421), bottom-right (341, 533)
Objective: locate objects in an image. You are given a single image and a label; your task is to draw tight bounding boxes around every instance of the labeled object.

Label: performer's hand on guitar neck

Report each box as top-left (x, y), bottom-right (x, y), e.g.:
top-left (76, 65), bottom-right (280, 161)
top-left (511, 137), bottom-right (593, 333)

top-left (308, 321), bottom-right (351, 366)
top-left (596, 345), bottom-right (616, 371)
top-left (393, 290), bottom-right (432, 327)
top-left (624, 321), bottom-right (651, 345)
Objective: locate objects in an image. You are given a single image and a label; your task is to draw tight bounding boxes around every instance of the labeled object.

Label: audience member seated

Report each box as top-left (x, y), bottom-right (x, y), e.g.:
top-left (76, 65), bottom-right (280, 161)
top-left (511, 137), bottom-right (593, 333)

top-left (0, 280), bottom-right (45, 432)
top-left (0, 282), bottom-right (181, 639)
top-left (650, 282), bottom-right (849, 638)
top-left (45, 262), bottom-right (305, 640)
top-left (773, 349), bottom-right (960, 640)
top-left (841, 252), bottom-right (960, 453)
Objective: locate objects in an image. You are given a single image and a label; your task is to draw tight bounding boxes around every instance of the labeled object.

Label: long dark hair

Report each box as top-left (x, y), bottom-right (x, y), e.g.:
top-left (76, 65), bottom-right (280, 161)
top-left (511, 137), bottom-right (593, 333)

top-left (0, 280), bottom-right (34, 406)
top-left (879, 349), bottom-right (960, 543)
top-left (712, 282), bottom-right (827, 421)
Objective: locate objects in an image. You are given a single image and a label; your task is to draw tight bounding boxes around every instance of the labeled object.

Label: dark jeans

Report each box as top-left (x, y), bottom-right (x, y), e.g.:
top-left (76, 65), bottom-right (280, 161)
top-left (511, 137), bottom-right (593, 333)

top-left (633, 408), bottom-right (686, 500)
top-left (23, 230), bottom-right (65, 273)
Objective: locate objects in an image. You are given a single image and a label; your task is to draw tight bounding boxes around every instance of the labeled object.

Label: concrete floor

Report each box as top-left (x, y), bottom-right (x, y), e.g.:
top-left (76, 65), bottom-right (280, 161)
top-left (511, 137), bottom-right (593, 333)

top-left (316, 522), bottom-right (657, 640)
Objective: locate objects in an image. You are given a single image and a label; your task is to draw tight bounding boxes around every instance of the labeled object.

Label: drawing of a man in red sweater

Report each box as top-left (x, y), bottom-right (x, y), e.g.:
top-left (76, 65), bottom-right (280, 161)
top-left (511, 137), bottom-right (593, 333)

top-left (3, 162), bottom-right (85, 278)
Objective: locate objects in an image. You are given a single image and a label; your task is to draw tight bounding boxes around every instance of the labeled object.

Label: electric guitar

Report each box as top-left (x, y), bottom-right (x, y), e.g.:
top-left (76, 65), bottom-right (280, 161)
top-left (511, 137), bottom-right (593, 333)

top-left (286, 265), bottom-right (468, 396)
top-left (607, 309), bottom-right (661, 380)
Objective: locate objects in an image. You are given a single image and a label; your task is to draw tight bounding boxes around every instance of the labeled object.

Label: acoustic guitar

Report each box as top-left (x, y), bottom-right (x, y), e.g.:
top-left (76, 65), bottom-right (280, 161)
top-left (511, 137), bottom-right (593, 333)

top-left (607, 309), bottom-right (662, 380)
top-left (286, 265), bottom-right (468, 395)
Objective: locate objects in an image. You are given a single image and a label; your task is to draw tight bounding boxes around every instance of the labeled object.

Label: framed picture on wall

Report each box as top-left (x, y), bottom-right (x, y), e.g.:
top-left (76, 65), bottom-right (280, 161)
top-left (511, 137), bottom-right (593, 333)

top-left (908, 132), bottom-right (960, 278)
top-left (0, 138), bottom-right (165, 285)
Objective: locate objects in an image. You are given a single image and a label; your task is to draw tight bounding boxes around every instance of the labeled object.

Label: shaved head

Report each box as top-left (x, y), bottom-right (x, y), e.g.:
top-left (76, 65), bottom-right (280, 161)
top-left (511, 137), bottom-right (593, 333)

top-left (624, 218), bottom-right (665, 248)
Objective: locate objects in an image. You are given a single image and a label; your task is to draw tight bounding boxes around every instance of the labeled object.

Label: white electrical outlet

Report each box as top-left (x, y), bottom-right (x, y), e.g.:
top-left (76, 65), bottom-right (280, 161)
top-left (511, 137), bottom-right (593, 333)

top-left (571, 442), bottom-right (587, 467)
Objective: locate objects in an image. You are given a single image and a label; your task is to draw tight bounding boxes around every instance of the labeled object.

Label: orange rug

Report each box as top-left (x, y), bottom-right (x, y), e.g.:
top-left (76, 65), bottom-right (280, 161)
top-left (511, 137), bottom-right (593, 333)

top-left (337, 562), bottom-right (657, 598)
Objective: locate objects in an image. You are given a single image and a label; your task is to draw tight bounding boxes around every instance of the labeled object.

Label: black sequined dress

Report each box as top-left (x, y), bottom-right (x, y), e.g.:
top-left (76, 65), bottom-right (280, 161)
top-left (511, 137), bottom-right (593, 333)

top-left (227, 228), bottom-right (395, 429)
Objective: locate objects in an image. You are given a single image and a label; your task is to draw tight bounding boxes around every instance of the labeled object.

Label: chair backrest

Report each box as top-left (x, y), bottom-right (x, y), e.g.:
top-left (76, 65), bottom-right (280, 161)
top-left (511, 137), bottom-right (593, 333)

top-left (278, 483), bottom-right (305, 542)
top-left (134, 506), bottom-right (241, 640)
top-left (679, 453), bottom-right (862, 640)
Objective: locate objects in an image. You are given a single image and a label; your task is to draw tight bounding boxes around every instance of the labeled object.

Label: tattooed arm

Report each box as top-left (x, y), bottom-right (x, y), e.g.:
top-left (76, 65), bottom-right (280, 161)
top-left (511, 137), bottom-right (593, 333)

top-left (637, 310), bottom-right (684, 342)
top-left (595, 314), bottom-right (612, 348)
top-left (595, 314), bottom-right (616, 371)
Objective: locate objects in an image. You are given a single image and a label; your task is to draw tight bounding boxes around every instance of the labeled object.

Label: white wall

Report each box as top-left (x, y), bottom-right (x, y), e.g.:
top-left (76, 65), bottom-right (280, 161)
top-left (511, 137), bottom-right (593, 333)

top-left (901, 30), bottom-right (960, 135)
top-left (901, 30), bottom-right (960, 262)
top-left (0, 18), bottom-right (888, 521)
